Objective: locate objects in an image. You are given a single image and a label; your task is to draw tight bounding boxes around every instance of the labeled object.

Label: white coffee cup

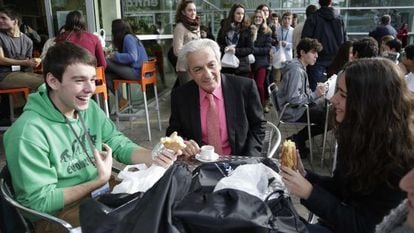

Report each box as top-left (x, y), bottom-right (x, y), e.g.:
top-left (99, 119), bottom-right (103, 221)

top-left (199, 145), bottom-right (215, 160)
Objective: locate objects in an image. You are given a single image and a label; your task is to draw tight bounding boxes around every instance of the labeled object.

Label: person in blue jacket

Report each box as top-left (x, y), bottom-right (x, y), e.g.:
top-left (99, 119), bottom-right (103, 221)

top-left (105, 19), bottom-right (148, 95)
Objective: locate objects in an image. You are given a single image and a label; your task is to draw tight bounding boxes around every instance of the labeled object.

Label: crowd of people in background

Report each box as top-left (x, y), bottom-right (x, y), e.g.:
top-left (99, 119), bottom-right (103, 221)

top-left (1, 1), bottom-right (414, 232)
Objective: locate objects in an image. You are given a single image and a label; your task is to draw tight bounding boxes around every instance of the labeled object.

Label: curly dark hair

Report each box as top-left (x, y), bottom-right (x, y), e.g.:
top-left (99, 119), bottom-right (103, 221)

top-left (336, 57), bottom-right (414, 194)
top-left (353, 37), bottom-right (379, 58)
top-left (296, 37), bottom-right (323, 58)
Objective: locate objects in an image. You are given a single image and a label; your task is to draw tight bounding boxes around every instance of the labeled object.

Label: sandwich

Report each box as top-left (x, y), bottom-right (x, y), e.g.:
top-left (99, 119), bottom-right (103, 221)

top-left (280, 140), bottom-right (297, 170)
top-left (160, 132), bottom-right (186, 152)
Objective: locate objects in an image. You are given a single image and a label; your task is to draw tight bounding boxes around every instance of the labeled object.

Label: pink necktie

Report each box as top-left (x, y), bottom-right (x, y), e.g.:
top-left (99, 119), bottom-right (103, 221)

top-left (207, 93), bottom-right (223, 155)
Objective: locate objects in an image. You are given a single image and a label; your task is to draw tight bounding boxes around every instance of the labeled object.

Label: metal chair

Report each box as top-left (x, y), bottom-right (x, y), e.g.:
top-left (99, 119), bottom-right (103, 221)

top-left (94, 66), bottom-right (109, 117)
top-left (262, 121), bottom-right (282, 158)
top-left (267, 82), bottom-right (314, 165)
top-left (0, 178), bottom-right (80, 233)
top-left (0, 87), bottom-right (30, 131)
top-left (113, 59), bottom-right (161, 141)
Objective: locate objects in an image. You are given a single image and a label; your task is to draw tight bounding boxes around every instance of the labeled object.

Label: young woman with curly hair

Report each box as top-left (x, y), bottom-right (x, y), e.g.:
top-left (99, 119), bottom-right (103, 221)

top-left (281, 57), bottom-right (414, 233)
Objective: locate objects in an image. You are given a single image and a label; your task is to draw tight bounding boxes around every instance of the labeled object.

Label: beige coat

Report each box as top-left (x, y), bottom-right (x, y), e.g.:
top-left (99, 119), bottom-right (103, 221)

top-left (173, 22), bottom-right (200, 72)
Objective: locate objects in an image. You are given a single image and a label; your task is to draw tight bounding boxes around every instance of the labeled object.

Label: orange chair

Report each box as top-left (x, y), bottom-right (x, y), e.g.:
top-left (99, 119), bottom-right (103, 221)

top-left (113, 59), bottom-right (161, 141)
top-left (0, 87), bottom-right (29, 131)
top-left (94, 66), bottom-right (109, 117)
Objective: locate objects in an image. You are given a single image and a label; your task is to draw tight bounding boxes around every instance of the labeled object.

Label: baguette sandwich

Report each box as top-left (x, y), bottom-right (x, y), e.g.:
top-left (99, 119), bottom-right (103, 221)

top-left (160, 132), bottom-right (186, 152)
top-left (280, 140), bottom-right (297, 170)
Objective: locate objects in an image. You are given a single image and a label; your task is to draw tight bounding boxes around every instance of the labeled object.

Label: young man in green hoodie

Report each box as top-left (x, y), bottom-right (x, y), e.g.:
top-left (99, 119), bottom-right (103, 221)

top-left (3, 42), bottom-right (180, 231)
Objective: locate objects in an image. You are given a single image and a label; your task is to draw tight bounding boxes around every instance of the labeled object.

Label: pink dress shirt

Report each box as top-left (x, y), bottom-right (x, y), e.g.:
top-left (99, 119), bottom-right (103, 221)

top-left (199, 85), bottom-right (231, 155)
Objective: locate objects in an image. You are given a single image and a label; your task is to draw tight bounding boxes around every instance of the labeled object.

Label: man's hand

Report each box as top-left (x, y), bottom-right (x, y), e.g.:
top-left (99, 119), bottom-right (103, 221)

top-left (182, 140), bottom-right (200, 158)
top-left (94, 143), bottom-right (113, 184)
top-left (23, 58), bottom-right (39, 68)
top-left (280, 166), bottom-right (313, 199)
top-left (153, 149), bottom-right (179, 168)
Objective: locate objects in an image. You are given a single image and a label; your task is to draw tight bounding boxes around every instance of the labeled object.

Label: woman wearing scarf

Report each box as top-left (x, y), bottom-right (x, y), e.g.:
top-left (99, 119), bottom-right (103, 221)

top-left (217, 3), bottom-right (253, 78)
top-left (251, 9), bottom-right (272, 112)
top-left (173, 0), bottom-right (200, 86)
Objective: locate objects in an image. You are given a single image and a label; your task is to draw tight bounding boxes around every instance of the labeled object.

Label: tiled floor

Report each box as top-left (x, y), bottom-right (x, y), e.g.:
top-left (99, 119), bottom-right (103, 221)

top-left (0, 85), bottom-right (337, 222)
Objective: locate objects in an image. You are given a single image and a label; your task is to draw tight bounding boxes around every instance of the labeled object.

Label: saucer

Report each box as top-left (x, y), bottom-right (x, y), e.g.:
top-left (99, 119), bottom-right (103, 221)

top-left (195, 153), bottom-right (219, 163)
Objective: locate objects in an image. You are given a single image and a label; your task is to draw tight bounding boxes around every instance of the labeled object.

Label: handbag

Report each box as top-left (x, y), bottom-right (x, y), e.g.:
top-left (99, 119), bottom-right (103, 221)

top-left (167, 46), bottom-right (177, 68)
top-left (79, 192), bottom-right (144, 233)
top-left (174, 159), bottom-right (307, 233)
top-left (221, 52), bottom-right (240, 68)
top-left (235, 55), bottom-right (251, 75)
top-left (93, 28), bottom-right (106, 48)
top-left (271, 44), bottom-right (287, 69)
top-left (80, 163), bottom-right (192, 233)
top-left (248, 54), bottom-right (255, 64)
top-left (266, 190), bottom-right (308, 233)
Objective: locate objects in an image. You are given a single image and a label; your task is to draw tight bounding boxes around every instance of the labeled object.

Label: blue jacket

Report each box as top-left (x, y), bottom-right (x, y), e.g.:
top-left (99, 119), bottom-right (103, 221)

top-left (113, 34), bottom-right (148, 76)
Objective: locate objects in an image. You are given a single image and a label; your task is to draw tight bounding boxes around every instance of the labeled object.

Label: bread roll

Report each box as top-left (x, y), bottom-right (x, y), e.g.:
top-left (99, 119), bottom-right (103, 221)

top-left (160, 132), bottom-right (186, 152)
top-left (280, 140), bottom-right (297, 170)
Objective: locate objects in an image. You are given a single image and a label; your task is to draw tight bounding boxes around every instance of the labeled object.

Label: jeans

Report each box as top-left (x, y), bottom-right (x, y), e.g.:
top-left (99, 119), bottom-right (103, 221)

top-left (105, 59), bottom-right (139, 94)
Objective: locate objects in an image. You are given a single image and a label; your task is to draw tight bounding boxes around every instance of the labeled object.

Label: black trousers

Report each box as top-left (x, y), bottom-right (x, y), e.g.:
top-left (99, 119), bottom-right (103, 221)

top-left (294, 102), bottom-right (327, 147)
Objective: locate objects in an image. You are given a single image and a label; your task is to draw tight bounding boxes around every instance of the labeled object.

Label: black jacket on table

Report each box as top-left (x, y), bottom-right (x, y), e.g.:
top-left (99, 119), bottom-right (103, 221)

top-left (301, 155), bottom-right (406, 233)
top-left (217, 26), bottom-right (254, 77)
top-left (166, 74), bottom-right (266, 157)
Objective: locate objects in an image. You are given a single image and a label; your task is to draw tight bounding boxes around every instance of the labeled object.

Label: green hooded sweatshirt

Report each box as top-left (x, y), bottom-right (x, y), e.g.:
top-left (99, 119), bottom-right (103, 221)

top-left (4, 85), bottom-right (138, 214)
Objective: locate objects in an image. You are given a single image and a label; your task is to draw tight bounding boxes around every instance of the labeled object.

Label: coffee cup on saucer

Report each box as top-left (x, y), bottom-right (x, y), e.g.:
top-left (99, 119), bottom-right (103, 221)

top-left (199, 145), bottom-right (216, 161)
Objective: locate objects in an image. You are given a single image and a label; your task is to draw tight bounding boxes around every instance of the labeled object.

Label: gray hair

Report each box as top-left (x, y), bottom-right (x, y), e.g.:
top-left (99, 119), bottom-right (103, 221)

top-left (177, 39), bottom-right (222, 70)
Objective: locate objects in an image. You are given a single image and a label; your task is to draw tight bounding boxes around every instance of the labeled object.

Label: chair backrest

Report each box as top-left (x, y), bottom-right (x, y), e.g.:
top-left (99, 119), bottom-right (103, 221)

top-left (0, 168), bottom-right (76, 233)
top-left (267, 82), bottom-right (294, 126)
top-left (140, 59), bottom-right (157, 92)
top-left (94, 66), bottom-right (108, 99)
top-left (261, 121), bottom-right (282, 158)
top-left (268, 83), bottom-right (283, 124)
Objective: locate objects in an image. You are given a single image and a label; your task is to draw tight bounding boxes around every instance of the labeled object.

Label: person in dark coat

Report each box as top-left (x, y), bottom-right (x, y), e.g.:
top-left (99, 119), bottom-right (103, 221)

top-left (281, 58), bottom-right (414, 233)
top-left (167, 39), bottom-right (266, 158)
top-left (369, 14), bottom-right (397, 45)
top-left (250, 9), bottom-right (272, 110)
top-left (216, 3), bottom-right (253, 78)
top-left (301, 0), bottom-right (347, 91)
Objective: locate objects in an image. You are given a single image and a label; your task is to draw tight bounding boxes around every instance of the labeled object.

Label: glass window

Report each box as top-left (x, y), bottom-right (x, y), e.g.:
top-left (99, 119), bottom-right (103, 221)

top-left (50, 0), bottom-right (87, 34)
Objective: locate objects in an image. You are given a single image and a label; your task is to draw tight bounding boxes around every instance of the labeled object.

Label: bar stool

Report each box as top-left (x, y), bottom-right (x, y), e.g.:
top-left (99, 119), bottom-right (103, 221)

top-left (113, 59), bottom-right (161, 141)
top-left (94, 66), bottom-right (109, 117)
top-left (0, 87), bottom-right (30, 131)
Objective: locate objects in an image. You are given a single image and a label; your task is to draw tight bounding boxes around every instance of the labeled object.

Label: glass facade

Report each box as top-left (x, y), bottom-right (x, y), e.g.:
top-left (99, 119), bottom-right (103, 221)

top-left (122, 0), bottom-right (414, 40)
top-left (121, 0), bottom-right (414, 90)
